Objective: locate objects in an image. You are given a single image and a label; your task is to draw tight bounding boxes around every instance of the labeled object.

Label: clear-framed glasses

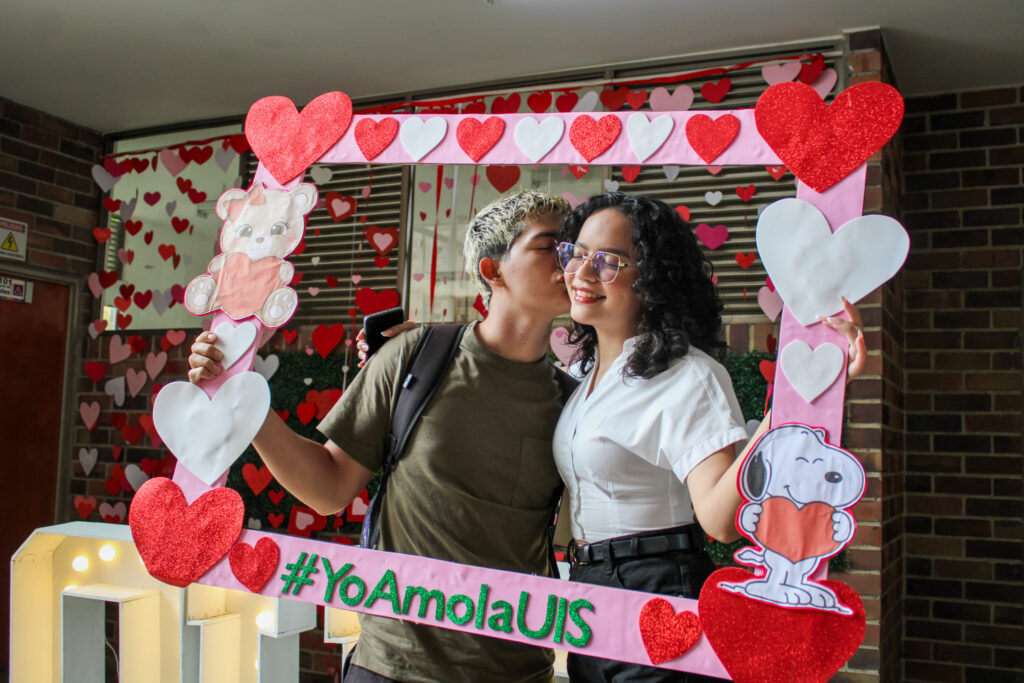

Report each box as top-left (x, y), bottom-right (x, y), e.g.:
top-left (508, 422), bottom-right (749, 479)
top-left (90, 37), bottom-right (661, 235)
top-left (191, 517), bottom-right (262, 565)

top-left (556, 242), bottom-right (639, 284)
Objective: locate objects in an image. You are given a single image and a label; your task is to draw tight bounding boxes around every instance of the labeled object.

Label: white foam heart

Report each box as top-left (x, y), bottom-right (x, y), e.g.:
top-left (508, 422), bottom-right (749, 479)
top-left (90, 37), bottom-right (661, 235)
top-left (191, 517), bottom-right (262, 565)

top-left (254, 354), bottom-right (280, 380)
top-left (145, 351), bottom-right (167, 379)
top-left (78, 447), bottom-right (98, 476)
top-left (400, 117), bottom-right (447, 162)
top-left (153, 372), bottom-right (271, 485)
top-left (755, 198), bottom-right (909, 325)
top-left (126, 368), bottom-right (147, 397)
top-left (124, 463), bottom-right (149, 492)
top-left (704, 191), bottom-right (723, 206)
top-left (780, 340), bottom-right (845, 403)
top-left (513, 117), bottom-right (564, 163)
top-left (310, 165), bottom-right (333, 185)
top-left (213, 321), bottom-right (258, 370)
top-left (104, 376), bottom-right (126, 407)
top-left (626, 113), bottom-right (673, 162)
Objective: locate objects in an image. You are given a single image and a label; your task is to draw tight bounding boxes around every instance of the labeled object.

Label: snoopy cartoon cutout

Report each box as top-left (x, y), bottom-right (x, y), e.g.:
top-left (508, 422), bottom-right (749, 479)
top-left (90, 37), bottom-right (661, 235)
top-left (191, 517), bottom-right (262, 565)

top-left (720, 423), bottom-right (866, 615)
top-left (185, 181), bottom-right (317, 327)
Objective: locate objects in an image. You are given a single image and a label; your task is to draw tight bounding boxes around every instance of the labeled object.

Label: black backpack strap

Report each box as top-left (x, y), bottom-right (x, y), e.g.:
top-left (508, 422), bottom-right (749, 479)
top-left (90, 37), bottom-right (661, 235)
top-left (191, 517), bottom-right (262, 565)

top-left (361, 324), bottom-right (466, 548)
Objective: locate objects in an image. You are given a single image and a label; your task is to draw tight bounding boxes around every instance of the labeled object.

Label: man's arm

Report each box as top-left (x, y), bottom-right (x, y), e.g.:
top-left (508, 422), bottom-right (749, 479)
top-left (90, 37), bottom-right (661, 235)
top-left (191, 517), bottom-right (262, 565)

top-left (189, 331), bottom-right (373, 515)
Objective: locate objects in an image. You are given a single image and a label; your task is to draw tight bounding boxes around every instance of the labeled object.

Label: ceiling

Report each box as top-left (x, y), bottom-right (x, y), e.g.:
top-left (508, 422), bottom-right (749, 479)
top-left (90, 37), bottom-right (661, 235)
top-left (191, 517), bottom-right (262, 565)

top-left (1, 0), bottom-right (1021, 134)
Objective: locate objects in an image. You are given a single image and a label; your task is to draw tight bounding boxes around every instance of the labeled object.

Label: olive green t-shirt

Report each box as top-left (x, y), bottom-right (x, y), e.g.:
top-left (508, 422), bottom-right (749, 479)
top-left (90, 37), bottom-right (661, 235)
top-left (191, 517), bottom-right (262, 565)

top-left (317, 323), bottom-right (564, 683)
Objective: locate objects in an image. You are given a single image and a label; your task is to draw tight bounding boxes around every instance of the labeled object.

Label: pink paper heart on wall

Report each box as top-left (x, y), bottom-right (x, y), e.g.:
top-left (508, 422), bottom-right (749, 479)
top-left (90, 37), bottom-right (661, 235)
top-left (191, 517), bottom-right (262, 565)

top-left (696, 223), bottom-right (729, 250)
top-left (158, 148), bottom-right (187, 177)
top-left (810, 69), bottom-right (839, 98)
top-left (648, 85), bottom-right (694, 112)
top-left (762, 62), bottom-right (801, 85)
top-left (758, 285), bottom-right (784, 321)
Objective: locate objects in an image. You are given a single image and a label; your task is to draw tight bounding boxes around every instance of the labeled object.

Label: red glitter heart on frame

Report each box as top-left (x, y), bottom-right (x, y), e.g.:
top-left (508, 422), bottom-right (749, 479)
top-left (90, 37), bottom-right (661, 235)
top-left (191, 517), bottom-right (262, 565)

top-left (455, 117), bottom-right (505, 162)
top-left (354, 117), bottom-right (399, 160)
top-left (699, 567), bottom-right (865, 683)
top-left (128, 477), bottom-right (244, 587)
top-left (638, 598), bottom-right (702, 665)
top-left (755, 82), bottom-right (904, 193)
top-left (685, 114), bottom-right (740, 164)
top-left (568, 115), bottom-right (622, 162)
top-left (245, 91), bottom-right (353, 185)
top-left (229, 537), bottom-right (281, 593)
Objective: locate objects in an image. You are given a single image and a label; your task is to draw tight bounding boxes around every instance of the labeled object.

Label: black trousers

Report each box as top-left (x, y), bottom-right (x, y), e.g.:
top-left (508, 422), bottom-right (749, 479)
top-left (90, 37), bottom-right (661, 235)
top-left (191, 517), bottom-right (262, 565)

top-left (567, 528), bottom-right (723, 682)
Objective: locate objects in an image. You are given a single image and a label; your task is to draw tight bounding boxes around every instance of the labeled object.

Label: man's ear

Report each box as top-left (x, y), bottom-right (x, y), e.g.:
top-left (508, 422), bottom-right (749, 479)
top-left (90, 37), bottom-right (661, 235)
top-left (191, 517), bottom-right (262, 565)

top-left (479, 257), bottom-right (503, 290)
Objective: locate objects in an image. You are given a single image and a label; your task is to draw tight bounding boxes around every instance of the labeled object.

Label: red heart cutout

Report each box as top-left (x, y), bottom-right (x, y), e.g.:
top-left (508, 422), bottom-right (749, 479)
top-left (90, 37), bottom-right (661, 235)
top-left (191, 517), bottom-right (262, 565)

top-left (243, 463), bottom-right (273, 495)
top-left (111, 445), bottom-right (122, 461)
top-left (765, 165), bottom-right (787, 181)
top-left (246, 91), bottom-right (354, 184)
top-left (355, 286), bottom-right (399, 316)
top-left (281, 328), bottom-right (299, 344)
top-left (735, 252), bottom-right (756, 269)
top-left (103, 197), bottom-right (121, 212)
top-left (798, 54), bottom-right (825, 85)
top-left (119, 283), bottom-right (135, 299)
top-left (755, 82), bottom-right (904, 192)
top-left (568, 164), bottom-right (589, 179)
top-left (275, 409), bottom-right (290, 422)
top-left (485, 165), bottom-right (521, 193)
top-left (365, 225), bottom-right (399, 257)
top-left (354, 118), bottom-right (399, 160)
top-left (127, 335), bottom-right (147, 353)
top-left (75, 497), bottom-right (96, 519)
top-left (143, 191), bottom-right (161, 206)
top-left (268, 490), bottom-right (286, 505)
top-left (84, 361), bottom-right (107, 383)
top-left (296, 400), bottom-right (318, 425)
top-left (325, 192), bottom-right (357, 222)
top-left (473, 293), bottom-right (488, 318)
top-left (701, 78), bottom-right (732, 103)
top-left (268, 513), bottom-right (285, 528)
top-left (325, 275), bottom-right (338, 288)
top-left (759, 359), bottom-right (776, 383)
top-left (180, 145), bottom-right (213, 165)
top-left (92, 227), bottom-right (111, 244)
top-left (555, 92), bottom-right (579, 112)
top-left (674, 205), bottom-right (691, 222)
top-left (374, 256), bottom-right (390, 268)
top-left (766, 333), bottom-right (778, 354)
top-left (699, 567), bottom-right (865, 683)
top-left (685, 114), bottom-right (740, 164)
top-left (228, 134), bottom-right (250, 154)
top-left (113, 296), bottom-right (131, 313)
top-left (171, 217), bottom-right (190, 234)
top-left (621, 165), bottom-right (641, 183)
top-left (116, 313), bottom-right (132, 329)
top-left (133, 290), bottom-right (152, 310)
top-left (599, 87), bottom-right (629, 111)
top-left (143, 231), bottom-right (153, 245)
top-left (158, 244), bottom-right (176, 261)
top-left (569, 115), bottom-right (621, 162)
top-left (462, 101), bottom-right (485, 115)
top-left (456, 117), bottom-right (505, 162)
top-left (527, 91), bottom-right (552, 113)
top-left (97, 270), bottom-right (119, 289)
top-left (187, 188), bottom-right (206, 204)
top-left (638, 598), bottom-right (702, 665)
top-left (120, 424), bottom-right (144, 445)
top-left (490, 93), bottom-right (521, 114)
top-left (229, 537), bottom-right (280, 593)
top-left (626, 89), bottom-right (648, 110)
top-left (176, 177), bottom-right (192, 193)
top-left (312, 322), bottom-right (345, 358)
top-left (306, 388), bottom-right (343, 420)
top-left (735, 184), bottom-right (756, 202)
top-left (129, 478), bottom-right (244, 587)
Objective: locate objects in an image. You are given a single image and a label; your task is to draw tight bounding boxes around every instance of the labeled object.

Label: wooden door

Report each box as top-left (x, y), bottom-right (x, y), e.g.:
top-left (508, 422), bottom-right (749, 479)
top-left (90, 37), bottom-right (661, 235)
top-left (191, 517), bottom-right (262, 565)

top-left (0, 277), bottom-right (70, 668)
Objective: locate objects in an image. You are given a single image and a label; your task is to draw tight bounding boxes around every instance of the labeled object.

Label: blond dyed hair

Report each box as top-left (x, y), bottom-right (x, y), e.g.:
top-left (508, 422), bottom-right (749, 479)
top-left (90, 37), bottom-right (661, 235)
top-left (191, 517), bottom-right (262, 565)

top-left (463, 190), bottom-right (570, 305)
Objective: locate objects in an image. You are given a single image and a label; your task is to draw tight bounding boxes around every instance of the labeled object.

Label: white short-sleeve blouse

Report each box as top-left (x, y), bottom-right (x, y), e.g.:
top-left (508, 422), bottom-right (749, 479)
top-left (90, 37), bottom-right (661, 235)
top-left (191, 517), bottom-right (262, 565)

top-left (553, 339), bottom-right (748, 543)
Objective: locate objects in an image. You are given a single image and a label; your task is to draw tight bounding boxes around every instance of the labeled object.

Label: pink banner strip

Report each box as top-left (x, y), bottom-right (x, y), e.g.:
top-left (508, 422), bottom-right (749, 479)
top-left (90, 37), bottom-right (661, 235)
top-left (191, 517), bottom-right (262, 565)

top-left (199, 529), bottom-right (729, 677)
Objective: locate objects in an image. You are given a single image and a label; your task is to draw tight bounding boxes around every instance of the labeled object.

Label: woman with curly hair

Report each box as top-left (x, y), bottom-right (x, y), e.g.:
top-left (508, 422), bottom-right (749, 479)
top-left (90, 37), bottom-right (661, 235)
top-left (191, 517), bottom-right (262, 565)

top-left (553, 192), bottom-right (863, 681)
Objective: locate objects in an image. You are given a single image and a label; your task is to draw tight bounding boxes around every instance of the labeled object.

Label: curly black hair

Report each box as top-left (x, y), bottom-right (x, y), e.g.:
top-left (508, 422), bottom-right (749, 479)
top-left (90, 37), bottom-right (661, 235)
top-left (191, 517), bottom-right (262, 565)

top-left (560, 192), bottom-right (725, 379)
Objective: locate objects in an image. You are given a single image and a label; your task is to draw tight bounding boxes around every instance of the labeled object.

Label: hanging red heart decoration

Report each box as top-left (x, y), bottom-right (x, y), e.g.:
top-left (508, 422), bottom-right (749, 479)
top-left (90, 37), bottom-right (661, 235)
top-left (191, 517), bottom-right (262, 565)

top-left (485, 165), bottom-right (521, 193)
top-left (685, 114), bottom-right (740, 164)
top-left (569, 115), bottom-right (622, 162)
top-left (638, 598), bottom-right (702, 665)
top-left (456, 117), bottom-right (505, 162)
top-left (354, 118), bottom-right (399, 160)
top-left (355, 286), bottom-right (400, 316)
top-left (325, 192), bottom-right (357, 222)
top-left (229, 537), bottom-right (281, 593)
top-left (527, 92), bottom-right (552, 113)
top-left (312, 322), bottom-right (345, 359)
top-left (701, 78), bottom-right (732, 103)
top-left (699, 568), bottom-right (865, 683)
top-left (755, 82), bottom-right (904, 192)
top-left (245, 91), bottom-right (353, 184)
top-left (365, 226), bottom-right (399, 257)
top-left (128, 477), bottom-right (244, 587)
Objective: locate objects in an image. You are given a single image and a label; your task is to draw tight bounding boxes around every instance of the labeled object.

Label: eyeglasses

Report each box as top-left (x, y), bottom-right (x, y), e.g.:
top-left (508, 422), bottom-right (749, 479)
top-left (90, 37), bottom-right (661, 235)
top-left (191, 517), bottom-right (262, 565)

top-left (556, 242), bottom-right (639, 284)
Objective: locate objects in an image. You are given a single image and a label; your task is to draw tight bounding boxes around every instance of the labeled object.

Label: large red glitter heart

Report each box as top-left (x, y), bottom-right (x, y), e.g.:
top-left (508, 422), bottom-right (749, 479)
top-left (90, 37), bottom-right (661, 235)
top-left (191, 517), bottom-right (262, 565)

top-left (245, 91), bottom-right (353, 184)
top-left (569, 114), bottom-right (622, 162)
top-left (755, 82), bottom-right (904, 192)
top-left (229, 537), bottom-right (281, 593)
top-left (354, 117), bottom-right (399, 160)
top-left (699, 568), bottom-right (865, 683)
top-left (685, 114), bottom-right (740, 164)
top-left (455, 117), bottom-right (505, 162)
top-left (638, 598), bottom-right (702, 665)
top-left (128, 478), bottom-right (244, 587)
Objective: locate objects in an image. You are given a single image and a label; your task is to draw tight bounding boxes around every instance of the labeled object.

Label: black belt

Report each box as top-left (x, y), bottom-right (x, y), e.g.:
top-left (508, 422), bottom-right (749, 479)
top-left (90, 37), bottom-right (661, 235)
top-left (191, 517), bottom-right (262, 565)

top-left (567, 525), bottom-right (702, 566)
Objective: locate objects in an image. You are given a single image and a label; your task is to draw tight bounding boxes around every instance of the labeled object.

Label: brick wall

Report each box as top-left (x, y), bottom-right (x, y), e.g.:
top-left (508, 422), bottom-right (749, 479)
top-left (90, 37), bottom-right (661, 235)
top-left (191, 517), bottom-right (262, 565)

top-left (901, 86), bottom-right (1024, 681)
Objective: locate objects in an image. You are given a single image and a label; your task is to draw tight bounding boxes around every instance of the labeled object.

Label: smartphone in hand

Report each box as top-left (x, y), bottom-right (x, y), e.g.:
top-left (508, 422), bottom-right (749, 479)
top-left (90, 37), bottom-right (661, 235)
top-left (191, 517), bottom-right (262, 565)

top-left (363, 307), bottom-right (406, 357)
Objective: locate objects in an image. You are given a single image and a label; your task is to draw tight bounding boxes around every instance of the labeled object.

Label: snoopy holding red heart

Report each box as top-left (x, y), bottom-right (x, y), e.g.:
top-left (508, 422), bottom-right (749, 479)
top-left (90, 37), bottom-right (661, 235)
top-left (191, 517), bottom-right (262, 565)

top-left (720, 423), bottom-right (865, 615)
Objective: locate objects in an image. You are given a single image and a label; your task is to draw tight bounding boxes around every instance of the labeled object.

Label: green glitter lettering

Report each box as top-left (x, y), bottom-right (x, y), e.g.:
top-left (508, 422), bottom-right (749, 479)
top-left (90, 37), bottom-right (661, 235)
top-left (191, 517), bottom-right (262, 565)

top-left (516, 591), bottom-right (556, 640)
top-left (364, 570), bottom-right (401, 613)
top-left (474, 584), bottom-right (489, 629)
top-left (552, 597), bottom-right (568, 644)
top-left (339, 573), bottom-right (365, 606)
top-left (487, 600), bottom-right (514, 633)
top-left (446, 594), bottom-right (475, 626)
top-left (320, 559), bottom-right (353, 603)
top-left (565, 599), bottom-right (594, 647)
top-left (401, 586), bottom-right (444, 621)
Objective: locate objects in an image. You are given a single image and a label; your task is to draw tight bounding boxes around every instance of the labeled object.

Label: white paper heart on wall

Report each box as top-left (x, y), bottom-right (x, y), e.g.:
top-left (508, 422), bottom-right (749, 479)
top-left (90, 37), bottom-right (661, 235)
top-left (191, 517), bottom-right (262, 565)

top-left (780, 340), bottom-right (845, 403)
top-left (153, 372), bottom-right (271, 485)
top-left (626, 113), bottom-right (673, 162)
top-left (755, 198), bottom-right (909, 326)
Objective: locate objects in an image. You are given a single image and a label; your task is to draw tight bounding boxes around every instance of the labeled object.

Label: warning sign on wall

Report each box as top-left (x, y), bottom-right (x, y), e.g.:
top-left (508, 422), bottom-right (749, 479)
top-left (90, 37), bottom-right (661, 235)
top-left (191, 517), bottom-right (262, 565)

top-left (0, 217), bottom-right (28, 262)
